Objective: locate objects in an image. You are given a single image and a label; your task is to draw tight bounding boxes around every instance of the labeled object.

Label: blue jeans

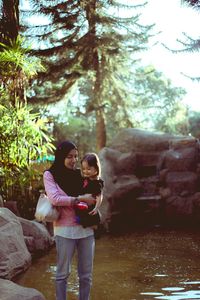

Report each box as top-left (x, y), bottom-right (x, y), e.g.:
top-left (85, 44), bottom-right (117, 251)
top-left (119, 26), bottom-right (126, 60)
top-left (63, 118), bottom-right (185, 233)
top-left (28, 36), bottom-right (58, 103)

top-left (55, 235), bottom-right (95, 300)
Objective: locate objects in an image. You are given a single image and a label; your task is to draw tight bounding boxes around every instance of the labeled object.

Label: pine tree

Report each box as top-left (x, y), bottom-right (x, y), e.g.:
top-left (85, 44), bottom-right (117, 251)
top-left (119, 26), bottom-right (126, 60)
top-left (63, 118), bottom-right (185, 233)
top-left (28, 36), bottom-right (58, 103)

top-left (20, 0), bottom-right (86, 103)
top-left (20, 0), bottom-right (154, 149)
top-left (182, 0), bottom-right (200, 6)
top-left (179, 0), bottom-right (200, 80)
top-left (80, 1), bottom-right (154, 149)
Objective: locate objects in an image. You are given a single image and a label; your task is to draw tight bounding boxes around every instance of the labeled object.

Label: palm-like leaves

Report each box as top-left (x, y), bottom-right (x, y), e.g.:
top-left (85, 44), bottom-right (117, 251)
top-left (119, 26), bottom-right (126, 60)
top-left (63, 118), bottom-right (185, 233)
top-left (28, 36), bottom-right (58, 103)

top-left (0, 36), bottom-right (45, 98)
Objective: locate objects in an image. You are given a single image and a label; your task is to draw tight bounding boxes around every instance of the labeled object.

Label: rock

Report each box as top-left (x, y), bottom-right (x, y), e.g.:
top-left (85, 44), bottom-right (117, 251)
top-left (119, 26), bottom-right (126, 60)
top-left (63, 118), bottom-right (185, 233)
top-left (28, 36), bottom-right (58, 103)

top-left (0, 208), bottom-right (31, 279)
top-left (99, 148), bottom-right (118, 223)
top-left (169, 137), bottom-right (197, 150)
top-left (0, 278), bottom-right (46, 300)
top-left (140, 176), bottom-right (159, 196)
top-left (192, 192), bottom-right (200, 222)
top-left (99, 148), bottom-right (141, 224)
top-left (24, 236), bottom-right (35, 253)
top-left (165, 195), bottom-right (193, 218)
top-left (161, 148), bottom-right (197, 172)
top-left (0, 194), bottom-right (3, 207)
top-left (109, 175), bottom-right (141, 208)
top-left (3, 201), bottom-right (21, 216)
top-left (18, 218), bottom-right (54, 254)
top-left (166, 172), bottom-right (197, 194)
top-left (111, 128), bottom-right (175, 152)
top-left (192, 192), bottom-right (200, 206)
top-left (114, 152), bottom-right (137, 175)
top-left (98, 128), bottom-right (200, 231)
top-left (159, 187), bottom-right (171, 199)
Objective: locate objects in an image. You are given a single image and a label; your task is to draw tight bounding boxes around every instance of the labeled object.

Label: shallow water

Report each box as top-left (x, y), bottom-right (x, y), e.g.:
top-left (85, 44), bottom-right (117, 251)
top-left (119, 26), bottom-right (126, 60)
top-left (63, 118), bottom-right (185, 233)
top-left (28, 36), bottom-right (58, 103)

top-left (16, 228), bottom-right (200, 300)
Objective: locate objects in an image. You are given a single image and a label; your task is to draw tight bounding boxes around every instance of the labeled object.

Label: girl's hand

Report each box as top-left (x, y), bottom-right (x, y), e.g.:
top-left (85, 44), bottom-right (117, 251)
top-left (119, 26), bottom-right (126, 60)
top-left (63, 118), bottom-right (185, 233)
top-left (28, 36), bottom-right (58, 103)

top-left (78, 194), bottom-right (96, 205)
top-left (89, 194), bottom-right (103, 215)
top-left (89, 207), bottom-right (98, 215)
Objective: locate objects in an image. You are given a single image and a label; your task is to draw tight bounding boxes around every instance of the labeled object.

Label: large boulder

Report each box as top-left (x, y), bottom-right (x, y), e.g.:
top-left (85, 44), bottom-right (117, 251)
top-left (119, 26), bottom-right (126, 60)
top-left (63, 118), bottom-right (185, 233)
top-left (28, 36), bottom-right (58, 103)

top-left (165, 195), bottom-right (194, 217)
top-left (0, 278), bottom-right (46, 300)
top-left (0, 208), bottom-right (31, 279)
top-left (98, 148), bottom-right (118, 224)
top-left (159, 147), bottom-right (197, 172)
top-left (169, 137), bottom-right (197, 149)
top-left (18, 218), bottom-right (54, 254)
top-left (110, 128), bottom-right (175, 152)
top-left (99, 147), bottom-right (141, 225)
top-left (99, 128), bottom-right (200, 231)
top-left (0, 194), bottom-right (3, 207)
top-left (3, 201), bottom-right (20, 216)
top-left (165, 172), bottom-right (198, 194)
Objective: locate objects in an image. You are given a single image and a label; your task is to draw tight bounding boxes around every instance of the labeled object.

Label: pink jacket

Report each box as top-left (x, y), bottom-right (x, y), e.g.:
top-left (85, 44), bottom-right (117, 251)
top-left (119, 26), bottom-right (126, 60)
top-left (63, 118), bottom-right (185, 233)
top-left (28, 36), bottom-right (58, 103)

top-left (43, 171), bottom-right (78, 226)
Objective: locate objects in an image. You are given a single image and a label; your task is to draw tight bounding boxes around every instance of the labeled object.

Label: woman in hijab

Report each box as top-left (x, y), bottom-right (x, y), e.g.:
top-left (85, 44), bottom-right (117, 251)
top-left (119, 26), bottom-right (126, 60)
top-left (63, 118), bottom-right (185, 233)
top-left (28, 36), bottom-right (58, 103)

top-left (43, 141), bottom-right (98, 300)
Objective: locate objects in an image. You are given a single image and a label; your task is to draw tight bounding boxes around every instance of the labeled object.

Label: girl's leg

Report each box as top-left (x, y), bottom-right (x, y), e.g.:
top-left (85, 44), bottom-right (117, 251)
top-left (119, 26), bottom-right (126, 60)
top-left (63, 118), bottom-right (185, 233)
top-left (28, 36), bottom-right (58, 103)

top-left (77, 235), bottom-right (95, 300)
top-left (55, 236), bottom-right (76, 300)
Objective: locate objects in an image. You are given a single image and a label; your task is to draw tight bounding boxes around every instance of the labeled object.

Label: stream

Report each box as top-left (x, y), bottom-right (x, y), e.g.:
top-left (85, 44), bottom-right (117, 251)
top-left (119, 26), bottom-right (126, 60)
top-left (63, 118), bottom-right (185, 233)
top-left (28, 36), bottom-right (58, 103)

top-left (15, 228), bottom-right (200, 300)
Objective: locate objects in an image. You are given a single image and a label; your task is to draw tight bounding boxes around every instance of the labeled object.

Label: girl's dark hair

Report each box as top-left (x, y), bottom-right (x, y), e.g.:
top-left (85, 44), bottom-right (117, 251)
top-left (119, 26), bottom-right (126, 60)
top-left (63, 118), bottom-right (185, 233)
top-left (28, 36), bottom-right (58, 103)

top-left (81, 152), bottom-right (101, 177)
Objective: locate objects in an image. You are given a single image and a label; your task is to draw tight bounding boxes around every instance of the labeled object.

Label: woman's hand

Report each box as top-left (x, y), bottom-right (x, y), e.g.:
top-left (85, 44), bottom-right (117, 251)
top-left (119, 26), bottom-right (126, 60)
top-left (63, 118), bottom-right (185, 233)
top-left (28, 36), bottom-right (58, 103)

top-left (78, 194), bottom-right (96, 206)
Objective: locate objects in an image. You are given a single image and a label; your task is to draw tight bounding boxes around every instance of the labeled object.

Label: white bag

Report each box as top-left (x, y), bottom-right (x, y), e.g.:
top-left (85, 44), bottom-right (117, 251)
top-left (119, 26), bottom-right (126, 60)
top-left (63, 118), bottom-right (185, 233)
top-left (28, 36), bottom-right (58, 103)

top-left (35, 193), bottom-right (60, 222)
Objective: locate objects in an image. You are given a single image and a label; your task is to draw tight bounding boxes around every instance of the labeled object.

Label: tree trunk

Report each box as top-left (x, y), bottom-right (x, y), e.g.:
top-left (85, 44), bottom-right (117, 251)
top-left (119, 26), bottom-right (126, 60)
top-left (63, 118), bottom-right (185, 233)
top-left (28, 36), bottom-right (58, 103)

top-left (96, 109), bottom-right (106, 151)
top-left (93, 51), bottom-right (107, 150)
top-left (0, 0), bottom-right (26, 103)
top-left (0, 0), bottom-right (19, 44)
top-left (86, 0), bottom-right (107, 150)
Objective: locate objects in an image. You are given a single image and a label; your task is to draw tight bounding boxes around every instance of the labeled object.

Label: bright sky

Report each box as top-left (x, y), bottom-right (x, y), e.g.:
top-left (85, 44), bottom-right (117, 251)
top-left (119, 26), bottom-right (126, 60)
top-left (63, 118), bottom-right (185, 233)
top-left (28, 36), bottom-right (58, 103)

top-left (140, 0), bottom-right (200, 111)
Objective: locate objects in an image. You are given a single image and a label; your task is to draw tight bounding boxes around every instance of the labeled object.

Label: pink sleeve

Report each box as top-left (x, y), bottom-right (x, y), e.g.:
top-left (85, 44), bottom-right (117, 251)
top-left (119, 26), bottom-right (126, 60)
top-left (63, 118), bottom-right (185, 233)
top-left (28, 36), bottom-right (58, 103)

top-left (43, 171), bottom-right (74, 206)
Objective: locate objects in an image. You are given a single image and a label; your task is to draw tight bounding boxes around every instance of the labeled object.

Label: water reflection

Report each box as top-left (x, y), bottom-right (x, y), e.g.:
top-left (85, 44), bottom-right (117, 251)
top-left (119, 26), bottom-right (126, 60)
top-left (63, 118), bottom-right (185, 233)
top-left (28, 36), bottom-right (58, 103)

top-left (15, 229), bottom-right (200, 300)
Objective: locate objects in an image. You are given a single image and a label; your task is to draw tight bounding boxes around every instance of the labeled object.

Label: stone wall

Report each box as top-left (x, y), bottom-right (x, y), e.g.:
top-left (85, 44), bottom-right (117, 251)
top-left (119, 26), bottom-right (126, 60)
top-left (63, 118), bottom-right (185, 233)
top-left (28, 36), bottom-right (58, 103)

top-left (99, 128), bottom-right (200, 233)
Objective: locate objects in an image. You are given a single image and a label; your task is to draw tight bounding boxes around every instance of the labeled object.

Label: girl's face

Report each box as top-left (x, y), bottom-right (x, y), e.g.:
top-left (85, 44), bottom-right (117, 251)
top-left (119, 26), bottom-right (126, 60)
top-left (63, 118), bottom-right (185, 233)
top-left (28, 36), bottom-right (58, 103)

top-left (64, 149), bottom-right (78, 170)
top-left (81, 160), bottom-right (98, 179)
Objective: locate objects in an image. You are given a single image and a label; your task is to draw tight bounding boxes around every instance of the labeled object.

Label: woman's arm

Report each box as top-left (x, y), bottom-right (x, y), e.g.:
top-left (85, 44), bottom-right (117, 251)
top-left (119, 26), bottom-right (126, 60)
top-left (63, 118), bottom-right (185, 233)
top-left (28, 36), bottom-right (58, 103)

top-left (77, 194), bottom-right (96, 206)
top-left (43, 171), bottom-right (75, 206)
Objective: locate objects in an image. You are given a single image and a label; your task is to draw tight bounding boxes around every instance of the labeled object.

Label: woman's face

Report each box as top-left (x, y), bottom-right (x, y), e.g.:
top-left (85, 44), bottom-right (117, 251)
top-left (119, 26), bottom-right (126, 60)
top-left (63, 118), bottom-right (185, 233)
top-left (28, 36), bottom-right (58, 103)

top-left (64, 149), bottom-right (78, 169)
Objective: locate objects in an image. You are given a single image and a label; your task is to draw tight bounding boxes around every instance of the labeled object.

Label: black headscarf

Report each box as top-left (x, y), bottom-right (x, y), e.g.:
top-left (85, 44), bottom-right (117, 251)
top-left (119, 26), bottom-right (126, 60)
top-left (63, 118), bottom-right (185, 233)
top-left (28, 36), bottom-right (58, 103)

top-left (48, 140), bottom-right (83, 196)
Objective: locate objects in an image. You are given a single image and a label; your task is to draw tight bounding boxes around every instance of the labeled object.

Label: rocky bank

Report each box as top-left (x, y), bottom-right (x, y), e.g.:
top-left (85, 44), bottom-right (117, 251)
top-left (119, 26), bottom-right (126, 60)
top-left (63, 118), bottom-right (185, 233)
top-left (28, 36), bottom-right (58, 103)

top-left (0, 208), bottom-right (53, 300)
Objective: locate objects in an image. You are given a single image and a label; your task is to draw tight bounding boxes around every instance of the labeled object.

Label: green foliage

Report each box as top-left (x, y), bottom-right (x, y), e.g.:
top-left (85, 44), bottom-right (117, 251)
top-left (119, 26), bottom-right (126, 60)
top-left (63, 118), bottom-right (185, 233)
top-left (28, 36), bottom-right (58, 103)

top-left (0, 34), bottom-right (54, 218)
top-left (154, 102), bottom-right (189, 135)
top-left (0, 99), bottom-right (55, 203)
top-left (0, 102), bottom-right (54, 169)
top-left (1, 2), bottom-right (189, 154)
top-left (0, 36), bottom-right (45, 106)
top-left (52, 112), bottom-right (96, 157)
top-left (0, 37), bottom-right (44, 77)
top-left (19, 0), bottom-right (155, 148)
top-left (75, 64), bottom-right (188, 142)
top-left (178, 1), bottom-right (200, 80)
top-left (188, 110), bottom-right (200, 138)
top-left (181, 0), bottom-right (200, 8)
top-left (130, 65), bottom-right (188, 133)
top-left (23, 0), bottom-right (152, 92)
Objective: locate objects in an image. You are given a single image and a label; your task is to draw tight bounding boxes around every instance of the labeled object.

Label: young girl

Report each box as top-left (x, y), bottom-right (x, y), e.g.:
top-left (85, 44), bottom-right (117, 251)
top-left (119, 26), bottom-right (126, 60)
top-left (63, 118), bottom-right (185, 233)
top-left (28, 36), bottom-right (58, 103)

top-left (74, 152), bottom-right (103, 228)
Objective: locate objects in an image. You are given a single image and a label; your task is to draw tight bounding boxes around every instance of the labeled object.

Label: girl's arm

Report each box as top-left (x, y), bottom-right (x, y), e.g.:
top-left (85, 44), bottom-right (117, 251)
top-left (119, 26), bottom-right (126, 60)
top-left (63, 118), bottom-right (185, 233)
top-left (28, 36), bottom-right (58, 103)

top-left (43, 171), bottom-right (75, 207)
top-left (89, 193), bottom-right (103, 215)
